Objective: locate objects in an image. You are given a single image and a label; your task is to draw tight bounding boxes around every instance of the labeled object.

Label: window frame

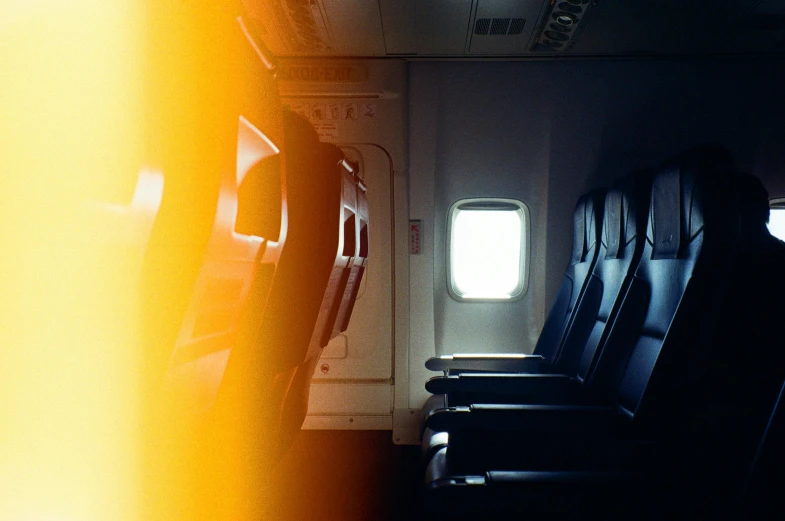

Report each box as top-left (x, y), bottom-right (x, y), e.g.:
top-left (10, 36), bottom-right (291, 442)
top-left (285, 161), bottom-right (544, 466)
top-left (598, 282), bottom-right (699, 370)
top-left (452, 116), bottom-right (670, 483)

top-left (446, 197), bottom-right (530, 303)
top-left (769, 198), bottom-right (785, 241)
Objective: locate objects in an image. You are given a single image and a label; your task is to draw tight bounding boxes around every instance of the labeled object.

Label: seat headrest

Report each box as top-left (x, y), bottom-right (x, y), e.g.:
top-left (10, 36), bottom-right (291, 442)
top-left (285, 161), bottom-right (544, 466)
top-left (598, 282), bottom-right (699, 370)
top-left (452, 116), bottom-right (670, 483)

top-left (604, 171), bottom-right (652, 259)
top-left (650, 166), bottom-right (682, 259)
top-left (734, 173), bottom-right (771, 231)
top-left (284, 112), bottom-right (347, 180)
top-left (604, 188), bottom-right (624, 259)
top-left (571, 189), bottom-right (605, 264)
top-left (649, 145), bottom-right (736, 259)
top-left (624, 170), bottom-right (654, 246)
top-left (283, 109), bottom-right (320, 150)
top-left (320, 143), bottom-right (346, 169)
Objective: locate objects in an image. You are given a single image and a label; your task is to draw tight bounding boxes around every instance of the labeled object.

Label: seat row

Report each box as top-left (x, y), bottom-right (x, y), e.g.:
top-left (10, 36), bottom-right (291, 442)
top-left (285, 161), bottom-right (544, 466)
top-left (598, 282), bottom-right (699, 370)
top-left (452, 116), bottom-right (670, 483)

top-left (84, 5), bottom-right (369, 519)
top-left (419, 145), bottom-right (785, 519)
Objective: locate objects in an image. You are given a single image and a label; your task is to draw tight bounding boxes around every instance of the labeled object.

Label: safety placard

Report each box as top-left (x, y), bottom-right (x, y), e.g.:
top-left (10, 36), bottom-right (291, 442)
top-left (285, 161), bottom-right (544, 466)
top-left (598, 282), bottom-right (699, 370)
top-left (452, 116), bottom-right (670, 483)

top-left (278, 62), bottom-right (369, 83)
top-left (409, 220), bottom-right (422, 255)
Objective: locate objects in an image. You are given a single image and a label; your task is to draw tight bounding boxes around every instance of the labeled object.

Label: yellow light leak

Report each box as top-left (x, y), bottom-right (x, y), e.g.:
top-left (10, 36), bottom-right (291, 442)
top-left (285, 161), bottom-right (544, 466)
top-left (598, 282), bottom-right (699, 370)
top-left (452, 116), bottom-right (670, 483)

top-left (1, 1), bottom-right (144, 520)
top-left (1, 1), bottom-right (286, 519)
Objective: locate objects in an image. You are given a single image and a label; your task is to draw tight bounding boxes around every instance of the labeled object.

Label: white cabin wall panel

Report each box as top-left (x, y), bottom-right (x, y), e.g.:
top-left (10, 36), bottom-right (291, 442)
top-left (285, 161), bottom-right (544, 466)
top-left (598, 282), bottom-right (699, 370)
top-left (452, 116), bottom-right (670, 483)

top-left (392, 160), bottom-right (411, 412)
top-left (427, 63), bottom-right (551, 359)
top-left (305, 383), bottom-right (392, 415)
top-left (404, 67), bottom-right (440, 411)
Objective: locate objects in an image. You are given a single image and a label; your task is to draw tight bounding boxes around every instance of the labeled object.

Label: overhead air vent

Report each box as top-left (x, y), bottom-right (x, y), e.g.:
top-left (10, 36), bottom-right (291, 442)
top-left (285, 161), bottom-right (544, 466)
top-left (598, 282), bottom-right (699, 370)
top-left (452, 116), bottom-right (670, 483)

top-left (509, 18), bottom-right (526, 35)
top-left (474, 17), bottom-right (526, 36)
top-left (469, 0), bottom-right (541, 55)
top-left (474, 18), bottom-right (491, 35)
top-left (533, 0), bottom-right (593, 52)
top-left (282, 0), bottom-right (331, 53)
top-left (249, 0), bottom-right (333, 55)
top-left (490, 18), bottom-right (511, 35)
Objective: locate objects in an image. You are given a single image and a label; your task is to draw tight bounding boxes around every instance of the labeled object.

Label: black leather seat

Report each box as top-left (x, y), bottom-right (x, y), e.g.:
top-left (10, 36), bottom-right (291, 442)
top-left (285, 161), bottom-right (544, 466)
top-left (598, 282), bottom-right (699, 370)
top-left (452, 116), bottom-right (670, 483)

top-left (690, 173), bottom-right (785, 519)
top-left (181, 111), bottom-right (368, 520)
top-left (139, 10), bottom-right (290, 521)
top-left (744, 378), bottom-right (785, 521)
top-left (215, 113), bottom-right (348, 465)
top-left (421, 172), bottom-right (651, 457)
top-left (271, 140), bottom-right (367, 457)
top-left (422, 145), bottom-right (744, 517)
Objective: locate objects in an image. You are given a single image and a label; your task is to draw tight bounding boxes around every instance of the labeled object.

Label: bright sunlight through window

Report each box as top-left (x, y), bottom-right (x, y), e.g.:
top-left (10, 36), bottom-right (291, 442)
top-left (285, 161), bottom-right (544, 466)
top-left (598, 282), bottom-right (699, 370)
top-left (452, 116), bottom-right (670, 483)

top-left (449, 199), bottom-right (528, 301)
top-left (769, 204), bottom-right (785, 242)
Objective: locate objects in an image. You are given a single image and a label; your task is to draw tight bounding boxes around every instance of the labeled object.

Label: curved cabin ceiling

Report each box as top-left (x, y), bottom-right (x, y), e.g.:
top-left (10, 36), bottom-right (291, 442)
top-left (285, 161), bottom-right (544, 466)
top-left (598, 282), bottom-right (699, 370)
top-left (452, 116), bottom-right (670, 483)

top-left (242, 0), bottom-right (785, 58)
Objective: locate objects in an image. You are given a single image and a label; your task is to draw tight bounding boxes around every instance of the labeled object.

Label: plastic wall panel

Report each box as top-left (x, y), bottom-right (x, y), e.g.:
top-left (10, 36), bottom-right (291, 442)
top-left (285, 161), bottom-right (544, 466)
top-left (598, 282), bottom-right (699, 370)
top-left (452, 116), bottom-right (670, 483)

top-left (379, 0), bottom-right (417, 54)
top-left (414, 0), bottom-right (473, 54)
top-left (321, 0), bottom-right (386, 56)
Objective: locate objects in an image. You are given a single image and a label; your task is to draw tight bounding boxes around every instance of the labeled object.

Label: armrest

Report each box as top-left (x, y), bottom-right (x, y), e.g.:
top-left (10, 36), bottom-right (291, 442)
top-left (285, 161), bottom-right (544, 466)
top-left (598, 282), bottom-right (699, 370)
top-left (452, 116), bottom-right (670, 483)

top-left (425, 373), bottom-right (572, 398)
top-left (428, 468), bottom-right (637, 491)
top-left (425, 447), bottom-right (645, 515)
top-left (426, 403), bottom-right (624, 435)
top-left (486, 469), bottom-right (641, 486)
top-left (424, 354), bottom-right (546, 373)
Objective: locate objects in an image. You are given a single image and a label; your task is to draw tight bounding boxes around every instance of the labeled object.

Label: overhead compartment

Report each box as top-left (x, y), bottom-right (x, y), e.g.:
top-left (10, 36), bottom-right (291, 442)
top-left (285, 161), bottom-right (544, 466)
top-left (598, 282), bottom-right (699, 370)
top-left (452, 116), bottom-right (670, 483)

top-left (379, 0), bottom-right (417, 54)
top-left (245, 0), bottom-right (385, 56)
top-left (414, 0), bottom-right (474, 55)
top-left (245, 0), bottom-right (334, 55)
top-left (243, 0), bottom-right (783, 58)
top-left (320, 0), bottom-right (386, 56)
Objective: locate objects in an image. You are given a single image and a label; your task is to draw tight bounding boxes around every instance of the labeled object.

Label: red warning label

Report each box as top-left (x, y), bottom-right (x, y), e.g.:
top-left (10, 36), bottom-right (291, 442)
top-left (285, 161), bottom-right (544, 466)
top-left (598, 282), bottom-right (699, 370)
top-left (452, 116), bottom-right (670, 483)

top-left (409, 220), bottom-right (422, 255)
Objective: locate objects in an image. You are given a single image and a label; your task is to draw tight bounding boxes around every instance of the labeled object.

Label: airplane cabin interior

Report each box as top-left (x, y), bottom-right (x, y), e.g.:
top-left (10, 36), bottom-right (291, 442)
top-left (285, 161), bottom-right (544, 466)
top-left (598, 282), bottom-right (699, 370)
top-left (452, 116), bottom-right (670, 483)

top-left (3, 1), bottom-right (785, 520)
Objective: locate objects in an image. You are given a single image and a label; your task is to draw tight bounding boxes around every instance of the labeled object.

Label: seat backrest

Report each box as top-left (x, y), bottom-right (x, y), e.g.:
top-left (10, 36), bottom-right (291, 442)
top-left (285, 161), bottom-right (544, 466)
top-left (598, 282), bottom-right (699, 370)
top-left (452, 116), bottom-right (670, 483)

top-left (532, 189), bottom-right (605, 362)
top-left (305, 148), bottom-right (361, 360)
top-left (187, 110), bottom-right (345, 519)
top-left (587, 145), bottom-right (737, 422)
top-left (139, 9), bottom-right (288, 521)
top-left (272, 145), bottom-right (372, 459)
top-left (331, 162), bottom-right (369, 337)
top-left (687, 174), bottom-right (785, 515)
top-left (240, 112), bottom-right (343, 375)
top-left (744, 378), bottom-right (785, 520)
top-left (163, 113), bottom-right (286, 411)
top-left (550, 171), bottom-right (652, 379)
top-left (142, 8), bottom-right (288, 403)
top-left (214, 112), bottom-right (344, 457)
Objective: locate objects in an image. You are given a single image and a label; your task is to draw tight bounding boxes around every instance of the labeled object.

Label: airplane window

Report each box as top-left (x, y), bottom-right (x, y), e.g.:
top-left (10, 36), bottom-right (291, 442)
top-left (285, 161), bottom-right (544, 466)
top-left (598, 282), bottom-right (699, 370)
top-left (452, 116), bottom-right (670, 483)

top-left (448, 198), bottom-right (529, 301)
top-left (769, 200), bottom-right (785, 241)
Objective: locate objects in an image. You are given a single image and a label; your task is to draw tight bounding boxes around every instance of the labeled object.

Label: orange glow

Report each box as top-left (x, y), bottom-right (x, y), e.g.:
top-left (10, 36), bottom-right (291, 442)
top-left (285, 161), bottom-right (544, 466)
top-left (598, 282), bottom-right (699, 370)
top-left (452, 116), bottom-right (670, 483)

top-left (1, 1), bottom-right (284, 520)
